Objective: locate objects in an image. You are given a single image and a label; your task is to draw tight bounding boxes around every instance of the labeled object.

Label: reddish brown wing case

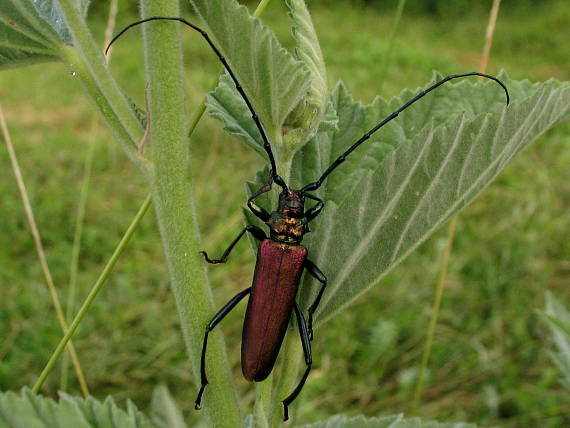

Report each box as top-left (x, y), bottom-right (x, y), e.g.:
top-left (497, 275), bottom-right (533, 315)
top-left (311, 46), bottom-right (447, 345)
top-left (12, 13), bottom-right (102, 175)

top-left (241, 239), bottom-right (308, 381)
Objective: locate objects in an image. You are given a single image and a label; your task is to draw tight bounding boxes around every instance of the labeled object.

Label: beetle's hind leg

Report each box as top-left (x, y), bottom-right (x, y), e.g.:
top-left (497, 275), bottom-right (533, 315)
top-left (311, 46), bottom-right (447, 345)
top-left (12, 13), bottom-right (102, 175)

top-left (201, 225), bottom-right (266, 264)
top-left (282, 301), bottom-right (312, 421)
top-left (195, 287), bottom-right (251, 410)
top-left (305, 260), bottom-right (327, 340)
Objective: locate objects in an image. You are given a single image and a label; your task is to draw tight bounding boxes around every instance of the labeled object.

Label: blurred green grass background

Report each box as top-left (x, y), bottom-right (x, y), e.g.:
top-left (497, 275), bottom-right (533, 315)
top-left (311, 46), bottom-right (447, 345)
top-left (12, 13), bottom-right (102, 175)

top-left (1, 1), bottom-right (569, 426)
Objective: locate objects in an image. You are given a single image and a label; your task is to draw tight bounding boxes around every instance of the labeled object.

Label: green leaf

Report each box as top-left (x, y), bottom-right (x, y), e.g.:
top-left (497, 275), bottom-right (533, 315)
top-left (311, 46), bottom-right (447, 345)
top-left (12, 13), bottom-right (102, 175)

top-left (150, 385), bottom-right (187, 428)
top-left (207, 78), bottom-right (338, 164)
top-left (0, 388), bottom-right (153, 428)
top-left (291, 82), bottom-right (408, 203)
top-left (243, 74), bottom-right (570, 326)
top-left (296, 414), bottom-right (478, 427)
top-left (297, 76), bottom-right (569, 323)
top-left (207, 74), bottom-right (268, 159)
top-left (543, 292), bottom-right (570, 390)
top-left (207, 77), bottom-right (338, 162)
top-left (284, 0), bottom-right (329, 149)
top-left (189, 0), bottom-right (310, 164)
top-left (0, 3), bottom-right (57, 68)
top-left (0, 0), bottom-right (89, 69)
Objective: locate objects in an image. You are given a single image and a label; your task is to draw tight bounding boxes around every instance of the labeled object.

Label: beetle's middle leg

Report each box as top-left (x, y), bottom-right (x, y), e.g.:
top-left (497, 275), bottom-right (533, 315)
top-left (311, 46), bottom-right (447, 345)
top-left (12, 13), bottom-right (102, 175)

top-left (195, 287), bottom-right (251, 410)
top-left (304, 259), bottom-right (327, 340)
top-left (201, 225), bottom-right (266, 264)
top-left (282, 301), bottom-right (312, 421)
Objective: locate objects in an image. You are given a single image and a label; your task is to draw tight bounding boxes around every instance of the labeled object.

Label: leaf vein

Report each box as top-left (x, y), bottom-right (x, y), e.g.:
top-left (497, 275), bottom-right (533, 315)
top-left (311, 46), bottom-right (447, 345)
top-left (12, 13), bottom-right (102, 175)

top-left (318, 126), bottom-right (436, 311)
top-left (389, 116), bottom-right (467, 264)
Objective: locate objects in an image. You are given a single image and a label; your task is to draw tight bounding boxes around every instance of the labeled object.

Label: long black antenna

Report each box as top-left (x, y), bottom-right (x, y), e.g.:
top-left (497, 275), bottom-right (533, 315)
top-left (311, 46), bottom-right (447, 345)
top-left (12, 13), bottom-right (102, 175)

top-left (301, 72), bottom-right (509, 193)
top-left (106, 16), bottom-right (288, 190)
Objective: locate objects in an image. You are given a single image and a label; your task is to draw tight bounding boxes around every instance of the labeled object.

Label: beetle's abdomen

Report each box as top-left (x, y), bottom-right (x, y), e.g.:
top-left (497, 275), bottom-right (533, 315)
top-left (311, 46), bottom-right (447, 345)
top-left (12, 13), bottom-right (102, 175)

top-left (241, 239), bottom-right (308, 382)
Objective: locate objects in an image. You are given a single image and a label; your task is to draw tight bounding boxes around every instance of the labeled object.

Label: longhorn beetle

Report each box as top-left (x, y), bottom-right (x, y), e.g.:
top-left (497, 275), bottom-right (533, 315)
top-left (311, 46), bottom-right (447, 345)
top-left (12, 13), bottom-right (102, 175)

top-left (108, 16), bottom-right (509, 421)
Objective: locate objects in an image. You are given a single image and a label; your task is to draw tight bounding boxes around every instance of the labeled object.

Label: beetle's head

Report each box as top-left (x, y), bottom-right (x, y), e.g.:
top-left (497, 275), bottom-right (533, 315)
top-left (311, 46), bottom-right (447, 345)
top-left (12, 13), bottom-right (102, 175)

top-left (278, 189), bottom-right (305, 218)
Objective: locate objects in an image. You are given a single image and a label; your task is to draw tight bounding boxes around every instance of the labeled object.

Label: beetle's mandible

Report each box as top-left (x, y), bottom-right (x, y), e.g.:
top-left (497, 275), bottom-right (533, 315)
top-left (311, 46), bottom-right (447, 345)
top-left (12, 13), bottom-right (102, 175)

top-left (108, 16), bottom-right (510, 421)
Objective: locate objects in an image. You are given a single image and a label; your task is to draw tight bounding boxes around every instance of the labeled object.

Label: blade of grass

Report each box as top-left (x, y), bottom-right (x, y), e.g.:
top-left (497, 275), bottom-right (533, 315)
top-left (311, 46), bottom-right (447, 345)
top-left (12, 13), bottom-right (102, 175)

top-left (378, 0), bottom-right (407, 93)
top-left (479, 0), bottom-right (502, 76)
top-left (103, 0), bottom-right (120, 59)
top-left (411, 0), bottom-right (502, 413)
top-left (411, 216), bottom-right (456, 413)
top-left (60, 0), bottom-right (120, 392)
top-left (0, 104), bottom-right (89, 397)
top-left (253, 0), bottom-right (273, 16)
top-left (60, 121), bottom-right (96, 392)
top-left (33, 194), bottom-right (153, 394)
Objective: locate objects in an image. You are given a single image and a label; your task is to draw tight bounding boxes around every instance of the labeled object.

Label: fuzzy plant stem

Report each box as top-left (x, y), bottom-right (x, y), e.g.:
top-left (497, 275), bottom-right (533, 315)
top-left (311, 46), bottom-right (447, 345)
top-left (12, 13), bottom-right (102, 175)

top-left (140, 1), bottom-right (241, 426)
top-left (55, 0), bottom-right (145, 170)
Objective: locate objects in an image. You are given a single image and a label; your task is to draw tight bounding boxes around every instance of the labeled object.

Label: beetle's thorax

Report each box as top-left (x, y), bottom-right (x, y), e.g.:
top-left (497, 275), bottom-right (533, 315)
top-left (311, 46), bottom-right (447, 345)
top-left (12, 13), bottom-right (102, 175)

top-left (266, 190), bottom-right (307, 244)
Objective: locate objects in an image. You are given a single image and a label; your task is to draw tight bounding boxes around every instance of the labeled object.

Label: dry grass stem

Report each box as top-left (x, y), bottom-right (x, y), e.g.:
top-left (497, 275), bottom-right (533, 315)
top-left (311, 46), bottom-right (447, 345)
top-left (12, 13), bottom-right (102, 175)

top-left (412, 0), bottom-right (503, 413)
top-left (0, 104), bottom-right (90, 396)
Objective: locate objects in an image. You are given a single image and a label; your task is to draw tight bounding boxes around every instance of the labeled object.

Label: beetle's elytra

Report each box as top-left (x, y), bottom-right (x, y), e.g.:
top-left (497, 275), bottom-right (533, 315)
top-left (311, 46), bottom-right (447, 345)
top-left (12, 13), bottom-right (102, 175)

top-left (108, 15), bottom-right (509, 422)
top-left (242, 240), bottom-right (308, 382)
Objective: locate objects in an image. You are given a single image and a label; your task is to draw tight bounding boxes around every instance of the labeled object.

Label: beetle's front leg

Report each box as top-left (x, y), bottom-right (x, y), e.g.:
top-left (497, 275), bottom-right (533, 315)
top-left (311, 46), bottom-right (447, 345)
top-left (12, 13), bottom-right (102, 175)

top-left (247, 183), bottom-right (272, 222)
top-left (303, 193), bottom-right (324, 223)
top-left (201, 225), bottom-right (266, 264)
top-left (304, 259), bottom-right (327, 340)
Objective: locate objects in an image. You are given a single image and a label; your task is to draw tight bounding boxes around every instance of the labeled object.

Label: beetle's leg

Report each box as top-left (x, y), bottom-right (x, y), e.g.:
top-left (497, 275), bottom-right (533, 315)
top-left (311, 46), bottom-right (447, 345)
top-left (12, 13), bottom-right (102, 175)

top-left (304, 260), bottom-right (327, 340)
top-left (282, 301), bottom-right (312, 421)
top-left (201, 225), bottom-right (266, 264)
top-left (247, 183), bottom-right (272, 222)
top-left (303, 193), bottom-right (324, 223)
top-left (195, 287), bottom-right (252, 410)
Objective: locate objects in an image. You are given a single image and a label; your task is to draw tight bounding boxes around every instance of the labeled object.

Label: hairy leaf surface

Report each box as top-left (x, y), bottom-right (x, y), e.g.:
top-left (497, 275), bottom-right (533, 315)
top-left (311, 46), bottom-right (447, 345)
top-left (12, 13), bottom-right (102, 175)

top-left (189, 0), bottom-right (310, 163)
top-left (207, 77), bottom-right (338, 161)
top-left (284, 0), bottom-right (329, 148)
top-left (543, 292), bottom-right (570, 391)
top-left (207, 75), bottom-right (268, 159)
top-left (298, 76), bottom-right (569, 323)
top-left (297, 414), bottom-right (477, 428)
top-left (0, 0), bottom-right (89, 69)
top-left (0, 388), bottom-right (151, 428)
top-left (150, 385), bottom-right (187, 428)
